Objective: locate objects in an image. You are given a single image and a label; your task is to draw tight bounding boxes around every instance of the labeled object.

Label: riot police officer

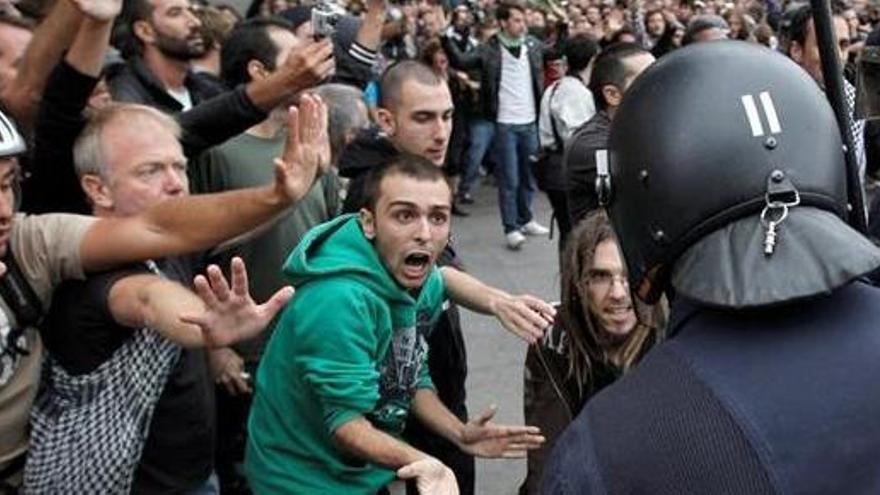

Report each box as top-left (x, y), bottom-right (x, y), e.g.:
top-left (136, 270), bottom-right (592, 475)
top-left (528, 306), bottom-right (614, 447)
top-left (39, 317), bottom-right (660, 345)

top-left (542, 41), bottom-right (880, 494)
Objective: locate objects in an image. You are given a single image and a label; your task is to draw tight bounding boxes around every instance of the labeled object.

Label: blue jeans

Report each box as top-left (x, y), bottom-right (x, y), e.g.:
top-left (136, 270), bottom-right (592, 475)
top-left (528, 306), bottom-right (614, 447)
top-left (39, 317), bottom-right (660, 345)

top-left (458, 118), bottom-right (495, 197)
top-left (495, 122), bottom-right (539, 233)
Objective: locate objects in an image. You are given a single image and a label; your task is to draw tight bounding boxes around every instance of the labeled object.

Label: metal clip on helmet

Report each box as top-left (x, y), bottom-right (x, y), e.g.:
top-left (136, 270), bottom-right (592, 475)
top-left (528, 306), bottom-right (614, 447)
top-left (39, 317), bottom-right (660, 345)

top-left (605, 41), bottom-right (880, 309)
top-left (0, 110), bottom-right (24, 159)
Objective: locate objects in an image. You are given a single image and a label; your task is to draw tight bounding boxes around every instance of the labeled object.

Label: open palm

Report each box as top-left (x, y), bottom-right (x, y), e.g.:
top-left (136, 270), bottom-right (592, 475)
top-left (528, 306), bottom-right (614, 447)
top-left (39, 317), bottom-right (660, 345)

top-left (180, 257), bottom-right (294, 347)
top-left (459, 406), bottom-right (545, 458)
top-left (273, 94), bottom-right (329, 204)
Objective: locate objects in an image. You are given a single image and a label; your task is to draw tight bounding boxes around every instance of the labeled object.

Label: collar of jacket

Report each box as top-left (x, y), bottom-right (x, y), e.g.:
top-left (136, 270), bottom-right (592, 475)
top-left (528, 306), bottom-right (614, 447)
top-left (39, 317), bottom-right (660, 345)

top-left (129, 57), bottom-right (203, 109)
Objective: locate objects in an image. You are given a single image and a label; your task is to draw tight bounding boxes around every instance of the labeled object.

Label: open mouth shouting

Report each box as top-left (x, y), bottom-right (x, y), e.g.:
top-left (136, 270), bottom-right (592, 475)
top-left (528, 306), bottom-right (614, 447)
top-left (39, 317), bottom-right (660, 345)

top-left (400, 250), bottom-right (434, 286)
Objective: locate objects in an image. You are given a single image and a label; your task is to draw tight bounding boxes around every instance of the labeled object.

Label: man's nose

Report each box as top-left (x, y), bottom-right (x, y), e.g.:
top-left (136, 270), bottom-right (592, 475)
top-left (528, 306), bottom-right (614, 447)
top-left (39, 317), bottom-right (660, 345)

top-left (433, 118), bottom-right (449, 141)
top-left (164, 168), bottom-right (186, 194)
top-left (414, 216), bottom-right (431, 241)
top-left (185, 9), bottom-right (202, 29)
top-left (0, 189), bottom-right (14, 219)
top-left (608, 276), bottom-right (629, 299)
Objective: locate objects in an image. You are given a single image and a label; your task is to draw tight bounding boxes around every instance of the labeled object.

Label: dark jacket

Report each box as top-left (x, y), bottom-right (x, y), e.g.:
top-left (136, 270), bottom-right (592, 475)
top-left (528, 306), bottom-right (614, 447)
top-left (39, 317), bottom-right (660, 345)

top-left (521, 320), bottom-right (616, 495)
top-left (521, 314), bottom-right (659, 495)
top-left (562, 110), bottom-right (611, 226)
top-left (329, 17), bottom-right (381, 89)
top-left (443, 34), bottom-right (544, 121)
top-left (337, 126), bottom-right (398, 214)
top-left (543, 282), bottom-right (880, 494)
top-left (108, 57), bottom-right (225, 113)
top-left (23, 60), bottom-right (267, 214)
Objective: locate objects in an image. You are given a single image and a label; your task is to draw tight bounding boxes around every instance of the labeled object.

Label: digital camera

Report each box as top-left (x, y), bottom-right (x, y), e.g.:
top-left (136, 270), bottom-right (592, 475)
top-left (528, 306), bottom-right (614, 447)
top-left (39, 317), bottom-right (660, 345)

top-left (312, 1), bottom-right (344, 38)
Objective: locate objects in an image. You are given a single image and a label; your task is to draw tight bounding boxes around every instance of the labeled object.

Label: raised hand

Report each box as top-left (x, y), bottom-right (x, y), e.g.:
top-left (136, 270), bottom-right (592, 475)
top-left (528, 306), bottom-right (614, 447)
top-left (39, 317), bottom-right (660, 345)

top-left (180, 257), bottom-right (294, 347)
top-left (491, 294), bottom-right (556, 344)
top-left (303, 91), bottom-right (332, 175)
top-left (457, 405), bottom-right (545, 458)
top-left (278, 38), bottom-right (335, 93)
top-left (69, 0), bottom-right (122, 21)
top-left (397, 457), bottom-right (459, 495)
top-left (273, 93), bottom-right (330, 204)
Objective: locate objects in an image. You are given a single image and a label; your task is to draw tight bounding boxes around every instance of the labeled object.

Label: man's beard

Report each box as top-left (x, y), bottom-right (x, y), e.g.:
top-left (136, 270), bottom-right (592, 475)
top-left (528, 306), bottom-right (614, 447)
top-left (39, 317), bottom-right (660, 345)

top-left (153, 28), bottom-right (206, 61)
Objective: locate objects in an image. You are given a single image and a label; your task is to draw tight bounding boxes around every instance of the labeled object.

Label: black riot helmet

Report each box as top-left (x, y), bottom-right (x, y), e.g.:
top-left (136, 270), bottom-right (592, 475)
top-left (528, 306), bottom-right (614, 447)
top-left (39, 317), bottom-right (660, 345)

top-left (606, 41), bottom-right (880, 308)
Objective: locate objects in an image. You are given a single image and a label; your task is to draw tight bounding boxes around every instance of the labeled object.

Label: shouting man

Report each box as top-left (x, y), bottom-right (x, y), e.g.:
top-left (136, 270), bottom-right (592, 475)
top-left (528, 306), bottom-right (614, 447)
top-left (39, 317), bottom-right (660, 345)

top-left (246, 155), bottom-right (545, 493)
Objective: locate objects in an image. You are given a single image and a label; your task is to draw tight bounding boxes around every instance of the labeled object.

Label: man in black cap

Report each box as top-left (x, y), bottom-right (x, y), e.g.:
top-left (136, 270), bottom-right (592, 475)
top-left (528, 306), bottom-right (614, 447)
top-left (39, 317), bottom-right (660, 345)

top-left (543, 41), bottom-right (880, 493)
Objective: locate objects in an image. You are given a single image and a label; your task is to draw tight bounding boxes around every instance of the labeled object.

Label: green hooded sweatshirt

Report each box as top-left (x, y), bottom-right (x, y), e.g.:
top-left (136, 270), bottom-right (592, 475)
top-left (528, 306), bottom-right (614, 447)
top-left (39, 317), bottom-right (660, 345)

top-left (245, 214), bottom-right (446, 494)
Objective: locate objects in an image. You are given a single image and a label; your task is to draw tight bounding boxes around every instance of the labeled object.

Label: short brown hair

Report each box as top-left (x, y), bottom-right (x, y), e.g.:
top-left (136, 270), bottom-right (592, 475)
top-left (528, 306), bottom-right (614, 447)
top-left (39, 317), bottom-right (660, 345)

top-left (379, 60), bottom-right (444, 109)
top-left (361, 153), bottom-right (450, 211)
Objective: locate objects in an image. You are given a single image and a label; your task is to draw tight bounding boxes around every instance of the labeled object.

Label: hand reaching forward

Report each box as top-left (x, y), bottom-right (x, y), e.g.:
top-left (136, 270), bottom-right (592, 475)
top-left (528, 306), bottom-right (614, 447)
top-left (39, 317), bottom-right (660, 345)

top-left (180, 257), bottom-right (294, 347)
top-left (457, 405), bottom-right (545, 458)
top-left (491, 294), bottom-right (556, 344)
top-left (273, 93), bottom-right (330, 204)
top-left (69, 0), bottom-right (122, 21)
top-left (397, 457), bottom-right (459, 495)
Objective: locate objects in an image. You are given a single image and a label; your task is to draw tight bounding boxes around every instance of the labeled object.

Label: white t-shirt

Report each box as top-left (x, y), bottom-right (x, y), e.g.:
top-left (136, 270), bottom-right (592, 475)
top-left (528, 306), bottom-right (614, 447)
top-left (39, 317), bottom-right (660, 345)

top-left (166, 86), bottom-right (193, 111)
top-left (497, 45), bottom-right (537, 125)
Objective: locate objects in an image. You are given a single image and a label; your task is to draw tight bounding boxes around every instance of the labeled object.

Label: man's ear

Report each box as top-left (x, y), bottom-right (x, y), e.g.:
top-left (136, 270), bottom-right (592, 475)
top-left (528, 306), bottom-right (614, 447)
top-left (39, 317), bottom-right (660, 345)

top-left (375, 107), bottom-right (396, 136)
top-left (81, 174), bottom-right (114, 210)
top-left (359, 208), bottom-right (377, 240)
top-left (133, 19), bottom-right (156, 45)
top-left (603, 84), bottom-right (623, 107)
top-left (247, 59), bottom-right (269, 81)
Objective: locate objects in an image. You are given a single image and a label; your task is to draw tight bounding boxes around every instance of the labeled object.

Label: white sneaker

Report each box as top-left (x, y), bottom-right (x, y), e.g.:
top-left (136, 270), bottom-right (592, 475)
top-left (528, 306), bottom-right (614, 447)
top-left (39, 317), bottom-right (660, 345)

top-left (506, 230), bottom-right (527, 250)
top-left (520, 220), bottom-right (550, 236)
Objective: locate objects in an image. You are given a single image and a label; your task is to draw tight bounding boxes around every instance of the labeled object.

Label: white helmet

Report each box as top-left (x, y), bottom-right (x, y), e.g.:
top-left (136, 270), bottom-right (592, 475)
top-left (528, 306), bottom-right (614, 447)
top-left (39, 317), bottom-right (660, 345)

top-left (0, 110), bottom-right (25, 158)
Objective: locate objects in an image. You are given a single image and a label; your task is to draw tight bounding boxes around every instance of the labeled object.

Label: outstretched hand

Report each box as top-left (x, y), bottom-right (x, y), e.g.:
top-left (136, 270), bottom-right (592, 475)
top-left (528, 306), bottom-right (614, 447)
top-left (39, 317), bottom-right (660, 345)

top-left (180, 257), bottom-right (294, 347)
top-left (274, 93), bottom-right (330, 204)
top-left (397, 457), bottom-right (459, 495)
top-left (492, 294), bottom-right (555, 344)
top-left (458, 405), bottom-right (545, 458)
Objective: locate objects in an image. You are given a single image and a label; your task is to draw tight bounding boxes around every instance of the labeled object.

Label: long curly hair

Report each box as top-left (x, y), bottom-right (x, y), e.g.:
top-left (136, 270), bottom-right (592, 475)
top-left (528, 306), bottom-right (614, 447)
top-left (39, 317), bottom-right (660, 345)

top-left (560, 211), bottom-right (666, 398)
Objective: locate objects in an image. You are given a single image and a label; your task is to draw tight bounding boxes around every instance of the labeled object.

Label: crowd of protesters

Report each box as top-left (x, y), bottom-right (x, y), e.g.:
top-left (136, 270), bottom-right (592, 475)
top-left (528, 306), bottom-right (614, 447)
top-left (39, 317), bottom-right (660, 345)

top-left (0, 0), bottom-right (877, 491)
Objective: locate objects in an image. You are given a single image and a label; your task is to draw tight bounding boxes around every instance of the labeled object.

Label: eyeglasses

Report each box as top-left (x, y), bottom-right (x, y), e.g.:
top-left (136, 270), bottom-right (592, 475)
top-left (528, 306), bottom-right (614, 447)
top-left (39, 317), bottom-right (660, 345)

top-left (586, 269), bottom-right (629, 293)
